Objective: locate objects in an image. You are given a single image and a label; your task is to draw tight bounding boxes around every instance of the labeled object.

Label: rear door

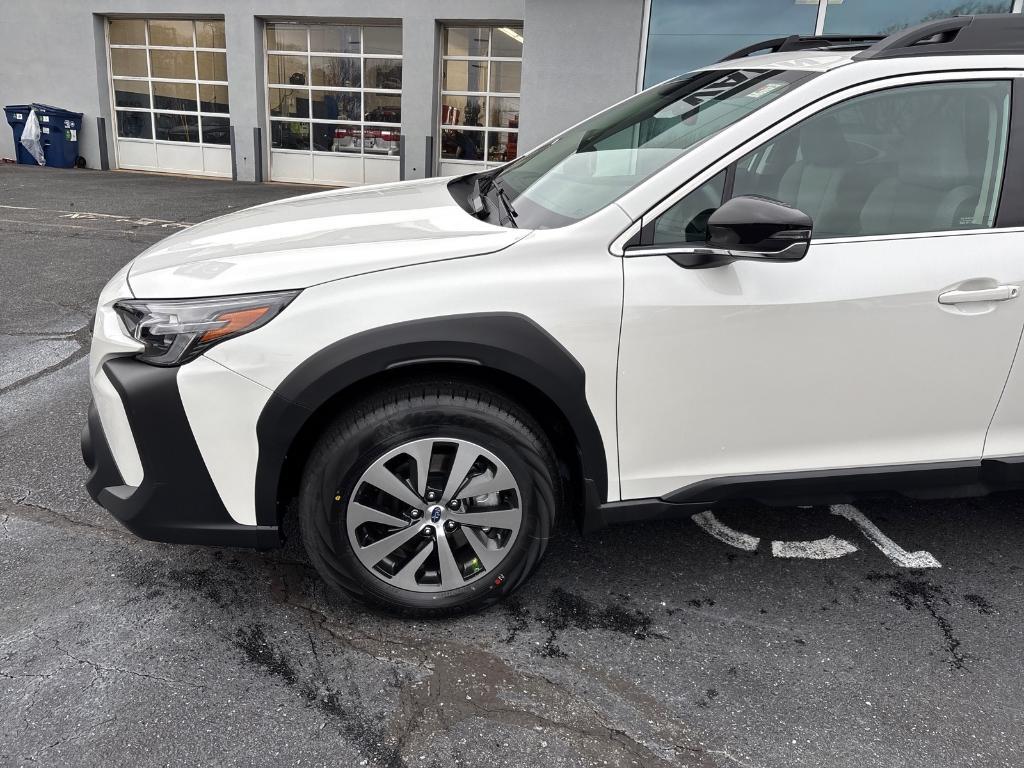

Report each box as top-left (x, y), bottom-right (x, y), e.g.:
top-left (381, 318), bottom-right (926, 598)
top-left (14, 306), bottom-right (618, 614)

top-left (616, 73), bottom-right (1024, 501)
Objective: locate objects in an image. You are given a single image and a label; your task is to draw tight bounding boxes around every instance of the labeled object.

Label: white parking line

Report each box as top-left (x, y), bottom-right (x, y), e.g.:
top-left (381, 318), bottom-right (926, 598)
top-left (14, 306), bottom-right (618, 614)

top-left (692, 511), bottom-right (760, 551)
top-left (0, 204), bottom-right (192, 229)
top-left (691, 504), bottom-right (942, 568)
top-left (830, 504), bottom-right (941, 568)
top-left (771, 536), bottom-right (858, 559)
top-left (60, 211), bottom-right (191, 228)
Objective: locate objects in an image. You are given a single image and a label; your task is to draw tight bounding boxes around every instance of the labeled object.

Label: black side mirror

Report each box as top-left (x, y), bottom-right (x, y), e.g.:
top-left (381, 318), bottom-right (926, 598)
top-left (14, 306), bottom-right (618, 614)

top-left (670, 195), bottom-right (813, 269)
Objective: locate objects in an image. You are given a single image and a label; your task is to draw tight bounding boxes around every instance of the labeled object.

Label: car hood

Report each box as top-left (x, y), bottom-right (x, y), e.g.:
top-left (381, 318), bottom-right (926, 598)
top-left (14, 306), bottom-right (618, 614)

top-left (126, 177), bottom-right (528, 298)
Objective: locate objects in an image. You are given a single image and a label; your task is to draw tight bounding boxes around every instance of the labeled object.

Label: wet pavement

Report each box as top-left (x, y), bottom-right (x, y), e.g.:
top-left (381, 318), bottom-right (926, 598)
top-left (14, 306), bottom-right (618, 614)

top-left (2, 165), bottom-right (1023, 768)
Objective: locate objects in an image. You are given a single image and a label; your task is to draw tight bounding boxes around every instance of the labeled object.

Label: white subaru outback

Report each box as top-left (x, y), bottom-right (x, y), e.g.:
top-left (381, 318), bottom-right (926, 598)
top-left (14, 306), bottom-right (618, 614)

top-left (84, 16), bottom-right (1024, 614)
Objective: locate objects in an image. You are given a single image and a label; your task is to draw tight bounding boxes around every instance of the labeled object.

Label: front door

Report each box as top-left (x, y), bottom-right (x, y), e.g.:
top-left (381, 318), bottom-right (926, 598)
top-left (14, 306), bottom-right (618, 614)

top-left (617, 77), bottom-right (1024, 500)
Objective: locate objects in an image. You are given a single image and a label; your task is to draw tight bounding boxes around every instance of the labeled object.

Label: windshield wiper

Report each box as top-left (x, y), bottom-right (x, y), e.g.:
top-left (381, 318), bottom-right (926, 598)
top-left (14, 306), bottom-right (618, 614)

top-left (469, 172), bottom-right (518, 228)
top-left (491, 178), bottom-right (519, 228)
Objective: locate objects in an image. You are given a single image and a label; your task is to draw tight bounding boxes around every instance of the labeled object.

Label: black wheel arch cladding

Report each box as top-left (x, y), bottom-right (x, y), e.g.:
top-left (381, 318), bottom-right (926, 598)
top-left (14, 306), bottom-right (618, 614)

top-left (254, 312), bottom-right (609, 527)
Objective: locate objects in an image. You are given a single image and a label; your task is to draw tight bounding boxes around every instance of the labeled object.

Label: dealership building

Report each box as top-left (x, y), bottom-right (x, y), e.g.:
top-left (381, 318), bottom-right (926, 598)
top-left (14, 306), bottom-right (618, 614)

top-left (2, 1), bottom-right (1020, 187)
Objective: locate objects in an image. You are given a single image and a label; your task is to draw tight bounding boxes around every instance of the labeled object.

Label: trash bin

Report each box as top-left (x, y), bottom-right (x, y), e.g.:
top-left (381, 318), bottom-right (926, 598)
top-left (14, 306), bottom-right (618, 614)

top-left (3, 104), bottom-right (38, 165)
top-left (30, 104), bottom-right (83, 168)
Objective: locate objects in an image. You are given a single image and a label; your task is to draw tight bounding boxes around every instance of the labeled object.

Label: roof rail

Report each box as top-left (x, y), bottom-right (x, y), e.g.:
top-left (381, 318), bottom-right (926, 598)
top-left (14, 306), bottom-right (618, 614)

top-left (718, 34), bottom-right (884, 63)
top-left (853, 14), bottom-right (1024, 60)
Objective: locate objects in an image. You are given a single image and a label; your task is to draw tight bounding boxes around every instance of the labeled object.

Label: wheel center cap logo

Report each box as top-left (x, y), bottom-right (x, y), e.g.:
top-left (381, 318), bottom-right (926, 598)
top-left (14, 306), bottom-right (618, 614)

top-left (428, 505), bottom-right (444, 523)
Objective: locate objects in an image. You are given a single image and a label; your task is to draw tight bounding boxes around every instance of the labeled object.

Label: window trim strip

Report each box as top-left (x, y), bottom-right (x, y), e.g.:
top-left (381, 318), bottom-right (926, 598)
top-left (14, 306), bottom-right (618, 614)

top-left (995, 77), bottom-right (1024, 228)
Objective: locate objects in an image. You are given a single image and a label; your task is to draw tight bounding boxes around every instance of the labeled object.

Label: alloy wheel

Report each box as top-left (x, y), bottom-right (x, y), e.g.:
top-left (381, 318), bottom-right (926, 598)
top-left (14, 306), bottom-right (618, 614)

top-left (344, 437), bottom-right (523, 592)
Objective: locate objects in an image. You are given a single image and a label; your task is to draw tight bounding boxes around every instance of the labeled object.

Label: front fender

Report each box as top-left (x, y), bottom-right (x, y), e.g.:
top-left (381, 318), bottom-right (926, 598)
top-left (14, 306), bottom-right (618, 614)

top-left (253, 312), bottom-right (608, 526)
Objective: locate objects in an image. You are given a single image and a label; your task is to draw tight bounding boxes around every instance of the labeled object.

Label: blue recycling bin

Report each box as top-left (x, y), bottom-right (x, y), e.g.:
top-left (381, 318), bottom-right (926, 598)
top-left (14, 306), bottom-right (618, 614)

top-left (3, 104), bottom-right (37, 165)
top-left (4, 103), bottom-right (83, 168)
top-left (31, 104), bottom-right (83, 168)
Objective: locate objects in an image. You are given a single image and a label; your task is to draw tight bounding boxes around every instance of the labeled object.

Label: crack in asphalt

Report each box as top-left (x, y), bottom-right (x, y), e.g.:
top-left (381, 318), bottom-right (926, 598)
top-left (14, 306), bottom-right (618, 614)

top-left (30, 716), bottom-right (117, 761)
top-left (0, 499), bottom-right (128, 540)
top-left (235, 622), bottom-right (408, 768)
top-left (0, 670), bottom-right (50, 680)
top-left (0, 324), bottom-right (92, 397)
top-left (260, 565), bottom-right (714, 768)
top-left (41, 632), bottom-right (209, 691)
top-left (701, 748), bottom-right (758, 768)
top-left (7, 483), bottom-right (1000, 766)
top-left (0, 497), bottom-right (771, 766)
top-left (0, 330), bottom-right (87, 337)
top-left (0, 499), bottom-right (327, 579)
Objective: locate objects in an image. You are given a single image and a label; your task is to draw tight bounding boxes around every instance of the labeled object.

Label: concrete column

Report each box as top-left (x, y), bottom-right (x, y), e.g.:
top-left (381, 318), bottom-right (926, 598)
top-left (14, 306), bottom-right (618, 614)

top-left (399, 13), bottom-right (440, 179)
top-left (224, 12), bottom-right (263, 182)
top-left (92, 14), bottom-right (116, 170)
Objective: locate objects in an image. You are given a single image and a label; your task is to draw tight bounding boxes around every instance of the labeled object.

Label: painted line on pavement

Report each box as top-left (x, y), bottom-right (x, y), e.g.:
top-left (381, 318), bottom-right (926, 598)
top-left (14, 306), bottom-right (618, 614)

top-left (691, 504), bottom-right (942, 568)
top-left (830, 504), bottom-right (941, 568)
top-left (0, 204), bottom-right (192, 228)
top-left (771, 535), bottom-right (858, 559)
top-left (692, 510), bottom-right (760, 551)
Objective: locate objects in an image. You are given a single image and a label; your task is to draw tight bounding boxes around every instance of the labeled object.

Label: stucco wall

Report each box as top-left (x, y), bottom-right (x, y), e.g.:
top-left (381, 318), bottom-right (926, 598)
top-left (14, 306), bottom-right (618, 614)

top-left (519, 0), bottom-right (646, 152)
top-left (0, 0), bottom-right (644, 182)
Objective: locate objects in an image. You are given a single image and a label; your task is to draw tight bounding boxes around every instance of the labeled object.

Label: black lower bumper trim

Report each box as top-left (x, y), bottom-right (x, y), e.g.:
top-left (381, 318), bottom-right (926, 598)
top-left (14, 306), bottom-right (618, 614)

top-left (83, 398), bottom-right (124, 500)
top-left (82, 358), bottom-right (280, 549)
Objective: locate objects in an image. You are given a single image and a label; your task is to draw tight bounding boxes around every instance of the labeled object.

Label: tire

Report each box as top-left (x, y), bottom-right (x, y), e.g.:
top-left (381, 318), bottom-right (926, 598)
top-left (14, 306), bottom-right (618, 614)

top-left (298, 379), bottom-right (559, 616)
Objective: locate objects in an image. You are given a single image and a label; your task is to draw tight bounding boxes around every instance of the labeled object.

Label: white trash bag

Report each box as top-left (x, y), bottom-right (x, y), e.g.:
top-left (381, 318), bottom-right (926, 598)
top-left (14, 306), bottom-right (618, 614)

top-left (20, 108), bottom-right (46, 166)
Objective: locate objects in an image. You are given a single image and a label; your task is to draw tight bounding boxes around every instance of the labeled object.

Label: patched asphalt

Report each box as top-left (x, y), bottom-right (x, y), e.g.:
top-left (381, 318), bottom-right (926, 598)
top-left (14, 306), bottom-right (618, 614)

top-left (2, 165), bottom-right (1024, 767)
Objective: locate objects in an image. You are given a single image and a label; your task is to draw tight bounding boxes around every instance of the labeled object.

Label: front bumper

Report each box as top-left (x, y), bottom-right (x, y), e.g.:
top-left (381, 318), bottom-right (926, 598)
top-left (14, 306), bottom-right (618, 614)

top-left (82, 356), bottom-right (280, 549)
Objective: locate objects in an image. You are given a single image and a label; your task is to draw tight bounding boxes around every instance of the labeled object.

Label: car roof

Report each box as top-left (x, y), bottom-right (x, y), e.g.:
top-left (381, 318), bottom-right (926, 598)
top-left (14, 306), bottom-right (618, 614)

top-left (696, 14), bottom-right (1024, 76)
top-left (699, 51), bottom-right (857, 73)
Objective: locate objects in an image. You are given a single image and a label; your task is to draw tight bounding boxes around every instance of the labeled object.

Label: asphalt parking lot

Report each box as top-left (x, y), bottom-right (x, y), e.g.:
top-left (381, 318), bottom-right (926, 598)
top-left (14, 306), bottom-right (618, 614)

top-left (2, 164), bottom-right (1024, 768)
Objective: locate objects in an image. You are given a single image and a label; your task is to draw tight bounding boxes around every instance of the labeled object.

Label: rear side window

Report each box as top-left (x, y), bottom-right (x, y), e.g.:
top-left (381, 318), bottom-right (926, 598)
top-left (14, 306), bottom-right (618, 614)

top-left (732, 80), bottom-right (1012, 238)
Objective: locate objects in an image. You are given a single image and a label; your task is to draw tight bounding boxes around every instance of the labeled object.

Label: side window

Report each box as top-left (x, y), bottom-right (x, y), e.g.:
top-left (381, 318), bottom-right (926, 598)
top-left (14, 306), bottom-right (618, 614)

top-left (651, 170), bottom-right (725, 244)
top-left (731, 80), bottom-right (1011, 238)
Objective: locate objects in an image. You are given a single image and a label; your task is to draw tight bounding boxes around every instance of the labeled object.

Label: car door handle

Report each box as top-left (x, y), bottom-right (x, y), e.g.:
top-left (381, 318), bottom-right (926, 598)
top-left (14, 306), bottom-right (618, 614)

top-left (938, 285), bottom-right (1021, 305)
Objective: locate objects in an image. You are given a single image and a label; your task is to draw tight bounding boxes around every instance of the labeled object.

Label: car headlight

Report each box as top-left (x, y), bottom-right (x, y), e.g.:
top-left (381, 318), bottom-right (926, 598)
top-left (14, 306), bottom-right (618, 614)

top-left (114, 290), bottom-right (300, 367)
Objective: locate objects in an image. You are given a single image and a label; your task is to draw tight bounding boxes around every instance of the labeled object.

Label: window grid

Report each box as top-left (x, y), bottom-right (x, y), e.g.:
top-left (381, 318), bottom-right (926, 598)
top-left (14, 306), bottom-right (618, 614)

top-left (266, 24), bottom-right (403, 157)
top-left (439, 26), bottom-right (523, 168)
top-left (108, 19), bottom-right (230, 146)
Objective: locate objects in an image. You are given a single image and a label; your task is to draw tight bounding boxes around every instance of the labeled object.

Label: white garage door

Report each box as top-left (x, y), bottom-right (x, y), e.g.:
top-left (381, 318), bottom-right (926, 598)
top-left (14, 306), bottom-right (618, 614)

top-left (265, 22), bottom-right (403, 186)
top-left (437, 25), bottom-right (522, 177)
top-left (107, 18), bottom-right (232, 178)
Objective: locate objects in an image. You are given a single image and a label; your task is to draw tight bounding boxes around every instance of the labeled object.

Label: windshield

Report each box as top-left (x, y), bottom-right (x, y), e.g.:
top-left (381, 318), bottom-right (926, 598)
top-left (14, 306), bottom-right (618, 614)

top-left (486, 68), bottom-right (817, 228)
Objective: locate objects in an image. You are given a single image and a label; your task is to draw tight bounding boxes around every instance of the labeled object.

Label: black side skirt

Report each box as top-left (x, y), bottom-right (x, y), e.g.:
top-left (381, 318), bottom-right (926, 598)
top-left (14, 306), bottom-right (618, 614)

top-left (582, 457), bottom-right (1024, 533)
